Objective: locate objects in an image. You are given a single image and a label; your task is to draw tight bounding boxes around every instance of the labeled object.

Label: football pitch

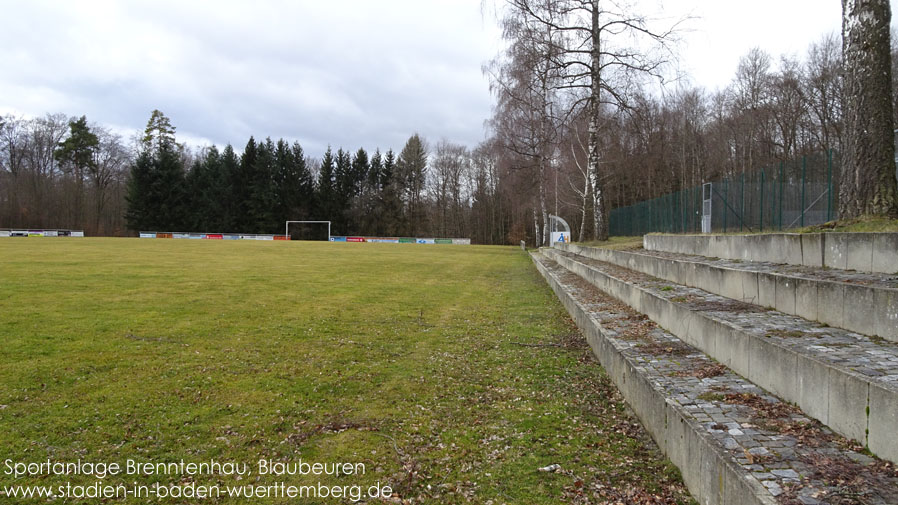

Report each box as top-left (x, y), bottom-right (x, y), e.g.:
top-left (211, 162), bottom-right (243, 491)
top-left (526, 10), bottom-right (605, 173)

top-left (0, 239), bottom-right (690, 504)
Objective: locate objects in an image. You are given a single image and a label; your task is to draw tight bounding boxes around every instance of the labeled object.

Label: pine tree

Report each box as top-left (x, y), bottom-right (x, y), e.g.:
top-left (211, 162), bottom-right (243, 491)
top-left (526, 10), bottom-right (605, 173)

top-left (124, 150), bottom-right (154, 232)
top-left (334, 148), bottom-right (353, 233)
top-left (220, 144), bottom-right (241, 231)
top-left (277, 140), bottom-right (314, 227)
top-left (124, 110), bottom-right (186, 232)
top-left (249, 138), bottom-right (279, 233)
top-left (185, 146), bottom-right (227, 231)
top-left (396, 134), bottom-right (428, 236)
top-left (315, 146), bottom-right (339, 231)
top-left (142, 109), bottom-right (177, 153)
top-left (368, 149), bottom-right (383, 192)
top-left (380, 149), bottom-right (404, 236)
top-left (54, 115), bottom-right (99, 225)
top-left (233, 137), bottom-right (258, 232)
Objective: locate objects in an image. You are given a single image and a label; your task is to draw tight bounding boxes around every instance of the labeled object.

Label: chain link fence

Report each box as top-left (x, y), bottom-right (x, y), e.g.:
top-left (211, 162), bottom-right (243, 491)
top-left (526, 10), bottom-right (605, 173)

top-left (609, 151), bottom-right (840, 236)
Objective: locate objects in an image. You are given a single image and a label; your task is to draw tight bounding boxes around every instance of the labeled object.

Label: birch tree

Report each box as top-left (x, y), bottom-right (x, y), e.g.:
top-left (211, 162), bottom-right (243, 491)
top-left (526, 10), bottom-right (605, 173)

top-left (500, 0), bottom-right (681, 240)
top-left (487, 2), bottom-right (562, 246)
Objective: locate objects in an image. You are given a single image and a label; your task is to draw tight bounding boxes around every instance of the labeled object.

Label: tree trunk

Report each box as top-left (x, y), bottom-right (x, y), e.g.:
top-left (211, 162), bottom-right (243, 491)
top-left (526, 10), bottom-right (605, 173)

top-left (533, 208), bottom-right (540, 247)
top-left (840, 0), bottom-right (898, 218)
top-left (588, 0), bottom-right (609, 240)
top-left (539, 156), bottom-right (549, 247)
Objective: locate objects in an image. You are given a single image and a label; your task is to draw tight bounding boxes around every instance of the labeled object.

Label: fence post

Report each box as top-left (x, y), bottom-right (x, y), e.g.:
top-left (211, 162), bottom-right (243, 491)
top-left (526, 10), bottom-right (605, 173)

top-left (779, 161), bottom-right (786, 231)
top-left (723, 178), bottom-right (728, 233)
top-left (740, 172), bottom-right (745, 232)
top-left (801, 155), bottom-right (807, 228)
top-left (826, 149), bottom-right (833, 222)
top-left (760, 169), bottom-right (765, 232)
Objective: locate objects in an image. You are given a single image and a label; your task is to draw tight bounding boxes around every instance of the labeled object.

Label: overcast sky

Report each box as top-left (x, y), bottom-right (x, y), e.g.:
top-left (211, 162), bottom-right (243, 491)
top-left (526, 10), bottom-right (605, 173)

top-left (0, 1), bottom-right (858, 158)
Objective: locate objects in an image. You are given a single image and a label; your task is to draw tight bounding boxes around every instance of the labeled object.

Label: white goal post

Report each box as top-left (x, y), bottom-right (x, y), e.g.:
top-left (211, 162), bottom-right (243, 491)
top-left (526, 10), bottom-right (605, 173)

top-left (285, 221), bottom-right (331, 240)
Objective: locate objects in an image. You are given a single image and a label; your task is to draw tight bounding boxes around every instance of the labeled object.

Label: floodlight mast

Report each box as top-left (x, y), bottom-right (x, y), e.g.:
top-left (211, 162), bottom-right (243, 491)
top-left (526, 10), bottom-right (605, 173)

top-left (285, 220), bottom-right (331, 240)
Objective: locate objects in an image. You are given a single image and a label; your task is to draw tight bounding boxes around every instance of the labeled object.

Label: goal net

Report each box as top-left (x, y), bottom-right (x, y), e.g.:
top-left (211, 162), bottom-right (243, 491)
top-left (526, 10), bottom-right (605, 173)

top-left (285, 221), bottom-right (331, 241)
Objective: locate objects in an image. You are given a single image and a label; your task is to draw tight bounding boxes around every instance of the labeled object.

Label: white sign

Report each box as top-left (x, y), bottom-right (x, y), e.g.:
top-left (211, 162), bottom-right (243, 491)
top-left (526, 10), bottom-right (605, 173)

top-left (551, 232), bottom-right (570, 245)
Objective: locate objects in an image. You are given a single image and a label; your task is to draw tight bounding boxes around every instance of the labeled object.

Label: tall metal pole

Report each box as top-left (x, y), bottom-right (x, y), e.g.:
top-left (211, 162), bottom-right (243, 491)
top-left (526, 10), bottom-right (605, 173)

top-left (826, 149), bottom-right (834, 222)
top-left (801, 156), bottom-right (807, 228)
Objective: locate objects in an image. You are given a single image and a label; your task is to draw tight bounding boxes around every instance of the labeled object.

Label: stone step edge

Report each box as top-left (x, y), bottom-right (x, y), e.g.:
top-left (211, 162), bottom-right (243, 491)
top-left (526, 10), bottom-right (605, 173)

top-left (643, 232), bottom-right (898, 275)
top-left (557, 242), bottom-right (898, 343)
top-left (531, 252), bottom-right (776, 505)
top-left (541, 247), bottom-right (898, 466)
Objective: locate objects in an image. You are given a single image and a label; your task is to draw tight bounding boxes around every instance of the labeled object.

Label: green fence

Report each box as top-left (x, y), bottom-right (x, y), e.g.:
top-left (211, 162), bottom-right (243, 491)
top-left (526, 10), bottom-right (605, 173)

top-left (609, 151), bottom-right (839, 236)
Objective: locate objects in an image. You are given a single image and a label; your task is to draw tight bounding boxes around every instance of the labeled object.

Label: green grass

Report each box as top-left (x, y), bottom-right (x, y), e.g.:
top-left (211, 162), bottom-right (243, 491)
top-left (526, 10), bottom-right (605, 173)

top-left (640, 215), bottom-right (898, 236)
top-left (0, 238), bottom-right (691, 504)
top-left (794, 215), bottom-right (898, 233)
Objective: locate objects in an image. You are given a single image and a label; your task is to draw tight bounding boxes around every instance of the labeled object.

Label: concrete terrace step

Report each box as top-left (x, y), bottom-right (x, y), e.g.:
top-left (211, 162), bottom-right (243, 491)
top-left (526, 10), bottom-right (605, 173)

top-left (541, 247), bottom-right (898, 465)
top-left (531, 252), bottom-right (898, 505)
top-left (557, 243), bottom-right (898, 342)
top-left (644, 232), bottom-right (898, 275)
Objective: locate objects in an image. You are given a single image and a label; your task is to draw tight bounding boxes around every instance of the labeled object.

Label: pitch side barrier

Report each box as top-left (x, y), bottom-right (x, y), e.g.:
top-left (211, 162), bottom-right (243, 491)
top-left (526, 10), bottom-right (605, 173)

top-left (0, 229), bottom-right (84, 237)
top-left (329, 236), bottom-right (471, 245)
top-left (139, 232), bottom-right (289, 241)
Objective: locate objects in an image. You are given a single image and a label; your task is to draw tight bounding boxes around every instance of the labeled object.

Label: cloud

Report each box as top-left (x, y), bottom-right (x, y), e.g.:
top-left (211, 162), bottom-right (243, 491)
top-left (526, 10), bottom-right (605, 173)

top-left (0, 0), bottom-right (499, 157)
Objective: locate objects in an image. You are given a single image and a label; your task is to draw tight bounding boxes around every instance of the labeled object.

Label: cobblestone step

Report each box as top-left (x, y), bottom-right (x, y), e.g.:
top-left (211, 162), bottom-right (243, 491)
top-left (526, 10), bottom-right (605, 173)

top-left (541, 247), bottom-right (898, 465)
top-left (556, 242), bottom-right (898, 342)
top-left (643, 232), bottom-right (898, 275)
top-left (531, 252), bottom-right (898, 505)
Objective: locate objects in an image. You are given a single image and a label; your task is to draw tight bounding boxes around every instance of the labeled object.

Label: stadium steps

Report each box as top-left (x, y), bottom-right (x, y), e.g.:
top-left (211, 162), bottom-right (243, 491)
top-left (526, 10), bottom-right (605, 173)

top-left (539, 245), bottom-right (898, 465)
top-left (531, 251), bottom-right (898, 505)
top-left (555, 242), bottom-right (898, 342)
top-left (643, 232), bottom-right (898, 275)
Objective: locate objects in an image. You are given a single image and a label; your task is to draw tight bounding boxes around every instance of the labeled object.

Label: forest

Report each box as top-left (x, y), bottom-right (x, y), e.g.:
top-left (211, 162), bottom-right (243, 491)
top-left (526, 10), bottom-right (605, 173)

top-left (2, 6), bottom-right (897, 243)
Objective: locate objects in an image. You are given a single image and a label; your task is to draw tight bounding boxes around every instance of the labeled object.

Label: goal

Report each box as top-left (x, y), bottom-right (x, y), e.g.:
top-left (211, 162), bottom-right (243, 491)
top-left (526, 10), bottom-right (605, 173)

top-left (285, 221), bottom-right (331, 241)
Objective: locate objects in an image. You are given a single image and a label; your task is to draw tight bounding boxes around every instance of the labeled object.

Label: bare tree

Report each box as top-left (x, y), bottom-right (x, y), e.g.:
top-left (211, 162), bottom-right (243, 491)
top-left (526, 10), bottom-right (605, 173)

top-left (486, 2), bottom-right (564, 246)
top-left (90, 126), bottom-right (130, 234)
top-left (429, 140), bottom-right (470, 237)
top-left (498, 0), bottom-right (682, 240)
top-left (840, 0), bottom-right (898, 218)
top-left (804, 33), bottom-right (843, 154)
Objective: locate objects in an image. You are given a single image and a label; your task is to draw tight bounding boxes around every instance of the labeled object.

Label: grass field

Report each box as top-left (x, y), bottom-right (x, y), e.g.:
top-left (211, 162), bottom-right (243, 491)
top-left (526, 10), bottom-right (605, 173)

top-left (0, 239), bottom-right (691, 504)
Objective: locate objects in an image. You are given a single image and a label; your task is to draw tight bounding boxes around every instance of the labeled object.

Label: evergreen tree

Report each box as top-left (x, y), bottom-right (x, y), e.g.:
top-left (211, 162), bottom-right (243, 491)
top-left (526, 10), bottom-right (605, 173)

top-left (380, 149), bottom-right (404, 236)
top-left (124, 150), bottom-right (154, 231)
top-left (142, 109), bottom-right (177, 153)
top-left (277, 140), bottom-right (314, 226)
top-left (249, 138), bottom-right (279, 233)
top-left (396, 134), bottom-right (427, 236)
top-left (315, 146), bottom-right (339, 231)
top-left (233, 137), bottom-right (258, 231)
top-left (351, 148), bottom-right (369, 197)
top-left (185, 146), bottom-right (227, 231)
top-left (54, 115), bottom-right (99, 223)
top-left (220, 144), bottom-right (241, 231)
top-left (154, 144), bottom-right (188, 230)
top-left (334, 148), bottom-right (353, 233)
top-left (124, 110), bottom-right (186, 232)
top-left (368, 149), bottom-right (383, 192)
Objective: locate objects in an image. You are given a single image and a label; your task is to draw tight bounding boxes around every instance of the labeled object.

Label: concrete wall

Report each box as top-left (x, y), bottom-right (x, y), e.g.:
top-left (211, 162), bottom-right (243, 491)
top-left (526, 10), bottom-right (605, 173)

top-left (643, 233), bottom-right (898, 274)
top-left (558, 243), bottom-right (898, 343)
top-left (531, 253), bottom-right (778, 505)
top-left (542, 248), bottom-right (898, 464)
